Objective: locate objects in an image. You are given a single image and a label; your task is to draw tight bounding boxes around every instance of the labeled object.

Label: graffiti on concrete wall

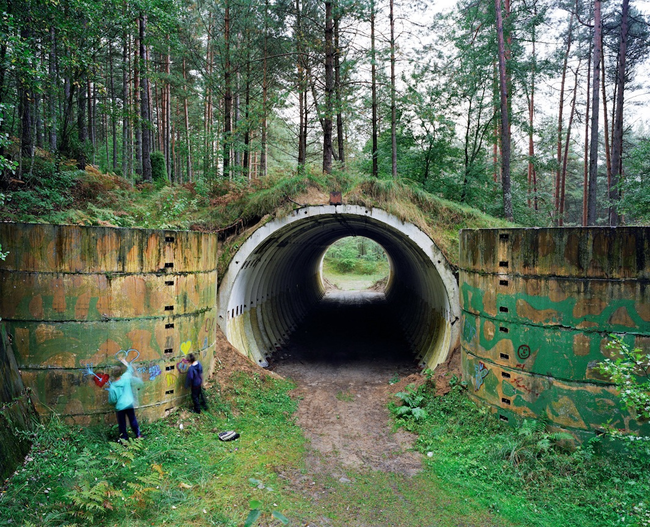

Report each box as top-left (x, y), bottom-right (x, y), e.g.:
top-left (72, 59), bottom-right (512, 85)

top-left (517, 345), bottom-right (531, 361)
top-left (176, 358), bottom-right (190, 373)
top-left (82, 340), bottom-right (196, 394)
top-left (135, 362), bottom-right (162, 381)
top-left (84, 365), bottom-right (110, 388)
top-left (0, 223), bottom-right (219, 423)
top-left (116, 348), bottom-right (140, 364)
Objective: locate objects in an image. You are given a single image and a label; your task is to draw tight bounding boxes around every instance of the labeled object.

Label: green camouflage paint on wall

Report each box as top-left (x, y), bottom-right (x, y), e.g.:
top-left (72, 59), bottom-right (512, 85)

top-left (0, 224), bottom-right (219, 425)
top-left (459, 227), bottom-right (650, 439)
top-left (462, 352), bottom-right (650, 436)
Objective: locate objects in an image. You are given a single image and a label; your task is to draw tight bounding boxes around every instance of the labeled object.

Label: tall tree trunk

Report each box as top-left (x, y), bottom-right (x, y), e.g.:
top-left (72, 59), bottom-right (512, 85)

top-left (233, 71), bottom-right (240, 169)
top-left (110, 50), bottom-right (117, 170)
top-left (0, 40), bottom-right (7, 113)
top-left (495, 0), bottom-right (513, 221)
top-left (243, 47), bottom-right (251, 179)
top-left (555, 13), bottom-right (573, 223)
top-left (261, 0), bottom-right (269, 177)
top-left (609, 0), bottom-right (628, 226)
top-left (165, 45), bottom-right (171, 181)
top-left (334, 15), bottom-right (344, 166)
top-left (526, 0), bottom-right (539, 211)
top-left (582, 40), bottom-right (592, 225)
top-left (60, 48), bottom-right (75, 161)
top-left (601, 45), bottom-right (611, 210)
top-left (560, 60), bottom-right (581, 226)
top-left (155, 66), bottom-right (162, 152)
top-left (204, 16), bottom-right (212, 178)
top-left (370, 0), bottom-right (378, 178)
top-left (389, 0), bottom-right (397, 178)
top-left (323, 0), bottom-right (334, 173)
top-left (104, 111), bottom-right (109, 169)
top-left (183, 58), bottom-right (192, 182)
top-left (35, 93), bottom-right (43, 149)
top-left (587, 0), bottom-right (602, 225)
top-left (223, 1), bottom-right (232, 178)
top-left (18, 21), bottom-right (34, 177)
top-left (134, 34), bottom-right (142, 176)
top-left (77, 77), bottom-right (87, 170)
top-left (35, 42), bottom-right (44, 150)
top-left (88, 80), bottom-right (95, 163)
top-left (296, 0), bottom-right (306, 167)
top-left (139, 15), bottom-right (152, 182)
top-left (49, 27), bottom-right (57, 151)
top-left (122, 32), bottom-right (130, 179)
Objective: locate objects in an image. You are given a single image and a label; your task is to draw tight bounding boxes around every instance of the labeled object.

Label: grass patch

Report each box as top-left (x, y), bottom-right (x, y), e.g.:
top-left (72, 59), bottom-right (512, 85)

top-left (335, 390), bottom-right (356, 403)
top-left (4, 370), bottom-right (647, 526)
top-left (390, 382), bottom-right (650, 527)
top-left (322, 260), bottom-right (389, 291)
top-left (313, 469), bottom-right (516, 527)
top-left (0, 373), bottom-right (307, 526)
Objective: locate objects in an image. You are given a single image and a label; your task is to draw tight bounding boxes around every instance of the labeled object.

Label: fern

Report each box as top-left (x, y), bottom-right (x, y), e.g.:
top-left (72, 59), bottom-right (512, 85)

top-left (106, 438), bottom-right (143, 465)
top-left (67, 480), bottom-right (122, 521)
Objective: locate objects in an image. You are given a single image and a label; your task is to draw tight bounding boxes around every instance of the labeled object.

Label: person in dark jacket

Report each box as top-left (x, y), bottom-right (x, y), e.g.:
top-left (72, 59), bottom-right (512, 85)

top-left (185, 353), bottom-right (208, 413)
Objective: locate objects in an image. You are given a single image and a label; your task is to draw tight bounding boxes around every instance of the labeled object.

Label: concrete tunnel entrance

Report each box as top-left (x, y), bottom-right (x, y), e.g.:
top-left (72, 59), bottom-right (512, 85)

top-left (217, 205), bottom-right (461, 369)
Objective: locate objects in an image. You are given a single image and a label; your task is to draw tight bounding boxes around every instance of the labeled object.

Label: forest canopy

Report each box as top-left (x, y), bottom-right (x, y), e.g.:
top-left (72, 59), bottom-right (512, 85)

top-left (1, 0), bottom-right (649, 226)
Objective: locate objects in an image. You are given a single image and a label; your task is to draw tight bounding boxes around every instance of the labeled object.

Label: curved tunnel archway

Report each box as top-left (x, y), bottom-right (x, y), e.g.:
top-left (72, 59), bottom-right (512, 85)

top-left (218, 205), bottom-right (461, 368)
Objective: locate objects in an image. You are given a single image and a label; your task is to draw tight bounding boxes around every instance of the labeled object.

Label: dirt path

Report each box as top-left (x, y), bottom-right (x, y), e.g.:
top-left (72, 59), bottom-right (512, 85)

top-left (270, 292), bottom-right (422, 478)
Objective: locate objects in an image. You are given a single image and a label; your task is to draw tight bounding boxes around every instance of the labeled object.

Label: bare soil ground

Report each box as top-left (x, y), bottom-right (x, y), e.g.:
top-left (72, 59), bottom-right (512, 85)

top-left (269, 292), bottom-right (422, 479)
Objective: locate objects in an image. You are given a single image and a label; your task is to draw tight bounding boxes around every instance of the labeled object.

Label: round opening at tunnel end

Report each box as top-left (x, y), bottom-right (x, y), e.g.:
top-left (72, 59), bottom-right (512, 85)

top-left (321, 236), bottom-right (390, 292)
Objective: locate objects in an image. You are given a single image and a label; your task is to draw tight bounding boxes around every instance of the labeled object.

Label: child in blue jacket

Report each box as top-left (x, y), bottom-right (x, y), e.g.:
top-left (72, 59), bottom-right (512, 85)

top-left (108, 358), bottom-right (144, 441)
top-left (186, 354), bottom-right (208, 414)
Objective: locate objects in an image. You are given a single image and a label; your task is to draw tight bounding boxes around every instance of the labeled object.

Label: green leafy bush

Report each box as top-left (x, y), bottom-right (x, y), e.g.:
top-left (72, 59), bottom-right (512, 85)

top-left (8, 163), bottom-right (79, 217)
top-left (150, 151), bottom-right (168, 184)
top-left (598, 336), bottom-right (650, 425)
top-left (393, 384), bottom-right (428, 422)
top-left (324, 237), bottom-right (388, 275)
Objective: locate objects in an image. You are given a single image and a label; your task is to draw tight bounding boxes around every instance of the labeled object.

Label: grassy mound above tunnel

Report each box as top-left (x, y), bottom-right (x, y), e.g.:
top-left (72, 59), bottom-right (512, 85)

top-left (209, 171), bottom-right (514, 277)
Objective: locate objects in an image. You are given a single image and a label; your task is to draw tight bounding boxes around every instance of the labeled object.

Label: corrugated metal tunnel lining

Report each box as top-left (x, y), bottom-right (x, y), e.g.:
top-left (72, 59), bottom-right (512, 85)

top-left (218, 205), bottom-right (461, 368)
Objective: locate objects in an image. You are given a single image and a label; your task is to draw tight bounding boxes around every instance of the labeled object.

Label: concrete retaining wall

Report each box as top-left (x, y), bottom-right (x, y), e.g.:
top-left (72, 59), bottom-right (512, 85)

top-left (0, 223), bottom-right (218, 424)
top-left (459, 227), bottom-right (650, 439)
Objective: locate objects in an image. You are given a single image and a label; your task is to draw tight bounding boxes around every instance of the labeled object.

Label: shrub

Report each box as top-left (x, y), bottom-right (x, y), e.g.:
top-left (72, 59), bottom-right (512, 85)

top-left (393, 384), bottom-right (428, 422)
top-left (598, 336), bottom-right (650, 428)
top-left (150, 151), bottom-right (167, 184)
